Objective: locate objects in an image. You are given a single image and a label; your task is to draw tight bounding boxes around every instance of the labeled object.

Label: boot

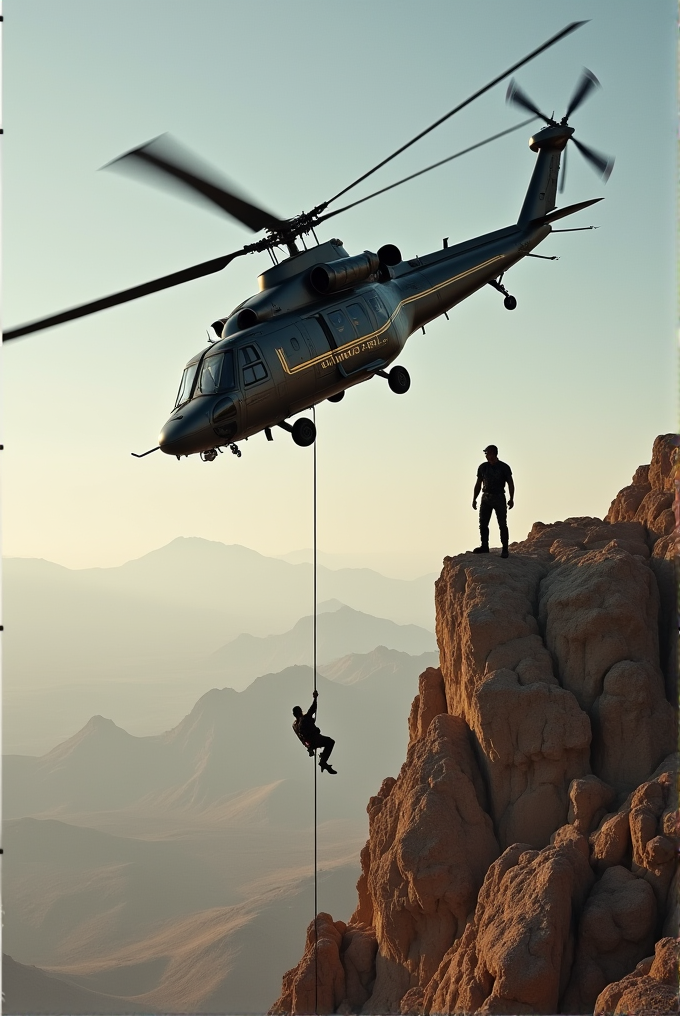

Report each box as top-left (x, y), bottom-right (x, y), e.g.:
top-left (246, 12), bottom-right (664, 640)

top-left (472, 545), bottom-right (489, 554)
top-left (501, 546), bottom-right (509, 558)
top-left (320, 761), bottom-right (337, 775)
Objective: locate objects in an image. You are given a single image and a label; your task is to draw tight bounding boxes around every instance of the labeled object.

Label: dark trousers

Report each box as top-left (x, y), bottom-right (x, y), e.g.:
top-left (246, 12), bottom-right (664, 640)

top-left (479, 496), bottom-right (508, 548)
top-left (311, 734), bottom-right (335, 764)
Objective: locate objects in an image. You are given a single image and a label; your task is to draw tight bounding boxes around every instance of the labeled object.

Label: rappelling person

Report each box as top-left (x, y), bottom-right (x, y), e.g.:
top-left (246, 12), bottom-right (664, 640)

top-left (472, 444), bottom-right (514, 558)
top-left (292, 691), bottom-right (337, 774)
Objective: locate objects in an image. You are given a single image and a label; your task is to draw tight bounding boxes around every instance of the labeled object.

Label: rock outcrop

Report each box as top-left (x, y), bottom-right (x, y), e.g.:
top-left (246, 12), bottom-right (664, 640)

top-left (272, 437), bottom-right (678, 1015)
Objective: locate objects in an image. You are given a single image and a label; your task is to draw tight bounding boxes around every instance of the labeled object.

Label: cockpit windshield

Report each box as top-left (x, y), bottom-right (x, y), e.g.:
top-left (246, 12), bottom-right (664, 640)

top-left (175, 350), bottom-right (237, 409)
top-left (175, 361), bottom-right (199, 408)
top-left (198, 350), bottom-right (236, 394)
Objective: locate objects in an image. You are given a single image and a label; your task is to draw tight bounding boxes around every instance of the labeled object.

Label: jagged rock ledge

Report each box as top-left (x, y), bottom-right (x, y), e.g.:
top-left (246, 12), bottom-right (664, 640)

top-left (270, 435), bottom-right (678, 1016)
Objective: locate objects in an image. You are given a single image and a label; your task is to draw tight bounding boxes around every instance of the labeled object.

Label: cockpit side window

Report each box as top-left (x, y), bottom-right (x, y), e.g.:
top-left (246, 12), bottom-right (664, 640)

top-left (239, 345), bottom-right (268, 385)
top-left (198, 350), bottom-right (236, 394)
top-left (175, 361), bottom-right (199, 408)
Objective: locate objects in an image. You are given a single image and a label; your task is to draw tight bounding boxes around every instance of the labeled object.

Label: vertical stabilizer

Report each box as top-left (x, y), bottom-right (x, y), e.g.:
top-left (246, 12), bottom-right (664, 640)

top-left (517, 124), bottom-right (572, 225)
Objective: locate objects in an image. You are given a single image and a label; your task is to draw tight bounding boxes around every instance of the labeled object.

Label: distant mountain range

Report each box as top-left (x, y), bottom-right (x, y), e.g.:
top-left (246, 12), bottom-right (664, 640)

top-left (4, 536), bottom-right (438, 754)
top-left (5, 538), bottom-right (435, 684)
top-left (4, 615), bottom-right (436, 759)
top-left (4, 657), bottom-right (428, 1012)
top-left (5, 536), bottom-right (435, 694)
top-left (5, 658), bottom-right (425, 818)
top-left (204, 604), bottom-right (436, 690)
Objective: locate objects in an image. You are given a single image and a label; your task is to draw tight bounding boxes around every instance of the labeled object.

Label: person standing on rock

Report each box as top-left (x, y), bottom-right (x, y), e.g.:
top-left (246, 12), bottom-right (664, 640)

top-left (472, 444), bottom-right (514, 558)
top-left (292, 691), bottom-right (337, 774)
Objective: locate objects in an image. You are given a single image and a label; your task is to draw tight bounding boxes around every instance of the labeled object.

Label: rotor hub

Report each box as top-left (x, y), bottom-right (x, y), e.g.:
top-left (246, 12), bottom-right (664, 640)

top-left (529, 123), bottom-right (574, 153)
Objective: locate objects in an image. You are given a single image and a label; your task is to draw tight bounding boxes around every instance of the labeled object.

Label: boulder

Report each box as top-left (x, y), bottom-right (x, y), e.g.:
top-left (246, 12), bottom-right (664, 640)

top-left (425, 828), bottom-right (594, 1015)
top-left (337, 924), bottom-right (377, 1013)
top-left (593, 936), bottom-right (679, 1015)
top-left (629, 770), bottom-right (678, 910)
top-left (591, 660), bottom-right (676, 795)
top-left (567, 776), bottom-right (615, 837)
top-left (269, 914), bottom-right (347, 1016)
top-left (606, 433), bottom-right (679, 542)
top-left (407, 668), bottom-right (447, 745)
top-left (561, 865), bottom-right (657, 1013)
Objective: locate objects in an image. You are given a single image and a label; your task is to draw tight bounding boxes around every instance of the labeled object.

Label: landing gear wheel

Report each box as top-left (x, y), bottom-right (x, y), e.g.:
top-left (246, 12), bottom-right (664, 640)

top-left (503, 295), bottom-right (517, 311)
top-left (291, 417), bottom-right (316, 447)
top-left (388, 365), bottom-right (411, 394)
top-left (327, 391), bottom-right (345, 403)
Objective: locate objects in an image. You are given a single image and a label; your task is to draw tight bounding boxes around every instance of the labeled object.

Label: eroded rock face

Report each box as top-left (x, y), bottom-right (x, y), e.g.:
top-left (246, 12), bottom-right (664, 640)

top-left (360, 713), bottom-right (499, 1013)
top-left (435, 555), bottom-right (591, 850)
top-left (272, 438), bottom-right (678, 1016)
top-left (536, 543), bottom-right (675, 796)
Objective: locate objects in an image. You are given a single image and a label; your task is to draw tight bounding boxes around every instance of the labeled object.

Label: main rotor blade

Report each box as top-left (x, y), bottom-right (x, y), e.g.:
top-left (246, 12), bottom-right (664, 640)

top-left (104, 134), bottom-right (286, 233)
top-left (3, 250), bottom-right (245, 341)
top-left (317, 118), bottom-right (537, 223)
top-left (506, 80), bottom-right (552, 123)
top-left (565, 67), bottom-right (600, 119)
top-left (571, 135), bottom-right (614, 181)
top-left (325, 21), bottom-right (586, 206)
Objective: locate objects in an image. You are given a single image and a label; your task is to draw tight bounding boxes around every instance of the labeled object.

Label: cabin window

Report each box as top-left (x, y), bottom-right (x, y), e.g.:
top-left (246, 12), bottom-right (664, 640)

top-left (174, 361), bottom-right (199, 408)
top-left (347, 302), bottom-right (372, 338)
top-left (326, 308), bottom-right (352, 346)
top-left (367, 294), bottom-right (389, 323)
top-left (198, 350), bottom-right (236, 395)
top-left (239, 345), bottom-right (268, 385)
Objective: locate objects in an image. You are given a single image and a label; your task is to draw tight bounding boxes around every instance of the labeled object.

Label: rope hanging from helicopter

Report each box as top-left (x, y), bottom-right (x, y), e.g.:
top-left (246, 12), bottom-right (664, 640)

top-left (312, 405), bottom-right (319, 1016)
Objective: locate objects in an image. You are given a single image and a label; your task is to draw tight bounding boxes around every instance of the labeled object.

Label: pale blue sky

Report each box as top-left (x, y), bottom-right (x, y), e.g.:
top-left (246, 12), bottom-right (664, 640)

top-left (3, 0), bottom-right (676, 575)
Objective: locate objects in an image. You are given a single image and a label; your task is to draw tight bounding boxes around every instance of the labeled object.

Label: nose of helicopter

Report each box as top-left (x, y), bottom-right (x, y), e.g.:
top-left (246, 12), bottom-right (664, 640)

top-left (159, 400), bottom-right (215, 456)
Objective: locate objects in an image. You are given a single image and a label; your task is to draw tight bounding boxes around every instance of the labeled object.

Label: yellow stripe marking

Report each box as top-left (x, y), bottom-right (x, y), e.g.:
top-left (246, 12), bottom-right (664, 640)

top-left (275, 254), bottom-right (505, 375)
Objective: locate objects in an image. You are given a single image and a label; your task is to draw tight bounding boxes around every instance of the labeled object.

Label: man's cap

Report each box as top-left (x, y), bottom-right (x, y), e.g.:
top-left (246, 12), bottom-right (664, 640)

top-left (483, 444), bottom-right (498, 454)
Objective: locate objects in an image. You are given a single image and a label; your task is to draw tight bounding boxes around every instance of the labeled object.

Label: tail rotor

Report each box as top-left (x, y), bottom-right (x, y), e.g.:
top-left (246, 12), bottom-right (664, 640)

top-left (507, 67), bottom-right (614, 186)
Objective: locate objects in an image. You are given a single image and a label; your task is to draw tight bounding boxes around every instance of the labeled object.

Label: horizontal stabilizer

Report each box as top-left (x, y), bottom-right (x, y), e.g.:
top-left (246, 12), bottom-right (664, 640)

top-left (543, 197), bottom-right (603, 224)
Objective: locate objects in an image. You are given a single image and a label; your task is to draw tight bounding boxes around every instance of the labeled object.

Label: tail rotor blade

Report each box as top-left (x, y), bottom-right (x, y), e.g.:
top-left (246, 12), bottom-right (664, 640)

top-left (571, 135), bottom-right (614, 181)
top-left (559, 143), bottom-right (567, 193)
top-left (565, 67), bottom-right (600, 119)
top-left (104, 134), bottom-right (286, 233)
top-left (506, 79), bottom-right (551, 123)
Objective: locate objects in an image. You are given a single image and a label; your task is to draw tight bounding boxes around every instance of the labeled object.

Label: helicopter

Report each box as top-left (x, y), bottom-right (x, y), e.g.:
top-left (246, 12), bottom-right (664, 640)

top-left (4, 22), bottom-right (613, 464)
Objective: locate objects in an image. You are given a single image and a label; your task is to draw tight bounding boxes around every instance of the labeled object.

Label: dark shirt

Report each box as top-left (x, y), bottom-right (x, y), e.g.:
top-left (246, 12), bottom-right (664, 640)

top-left (293, 701), bottom-right (319, 744)
top-left (477, 460), bottom-right (512, 499)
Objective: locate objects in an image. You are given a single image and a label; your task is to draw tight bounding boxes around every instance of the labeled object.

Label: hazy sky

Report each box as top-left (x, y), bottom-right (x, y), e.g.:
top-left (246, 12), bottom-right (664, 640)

top-left (3, 1), bottom-right (676, 577)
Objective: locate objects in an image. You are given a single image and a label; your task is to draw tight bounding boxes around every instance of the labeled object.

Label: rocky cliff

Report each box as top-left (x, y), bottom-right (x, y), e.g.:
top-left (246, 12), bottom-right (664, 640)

top-left (271, 435), bottom-right (678, 1016)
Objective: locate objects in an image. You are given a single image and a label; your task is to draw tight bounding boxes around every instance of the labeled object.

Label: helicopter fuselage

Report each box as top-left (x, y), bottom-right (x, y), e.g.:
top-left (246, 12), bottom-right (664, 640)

top-left (159, 217), bottom-right (551, 458)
